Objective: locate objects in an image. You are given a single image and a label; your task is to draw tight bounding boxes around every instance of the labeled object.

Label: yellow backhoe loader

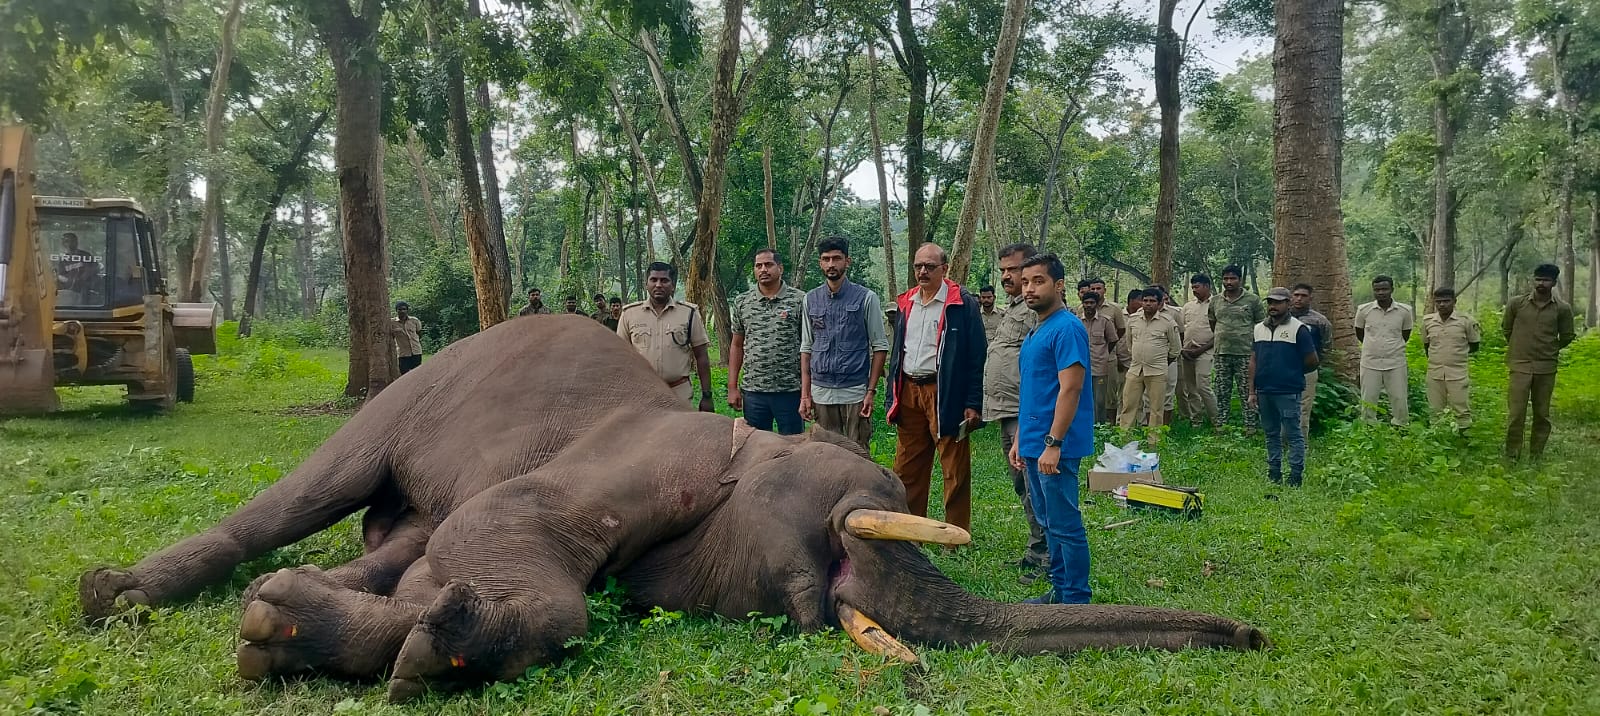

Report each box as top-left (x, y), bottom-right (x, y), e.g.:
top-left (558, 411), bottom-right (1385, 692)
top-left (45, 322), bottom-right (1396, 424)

top-left (0, 124), bottom-right (219, 414)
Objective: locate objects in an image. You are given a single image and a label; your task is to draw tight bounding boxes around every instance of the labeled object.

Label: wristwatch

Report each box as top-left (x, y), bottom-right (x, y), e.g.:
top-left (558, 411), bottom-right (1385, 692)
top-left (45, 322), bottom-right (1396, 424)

top-left (1043, 435), bottom-right (1062, 448)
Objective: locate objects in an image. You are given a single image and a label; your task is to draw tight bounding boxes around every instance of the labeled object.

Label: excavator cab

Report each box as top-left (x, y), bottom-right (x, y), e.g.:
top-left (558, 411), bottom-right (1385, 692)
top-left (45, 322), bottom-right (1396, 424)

top-left (0, 124), bottom-right (218, 414)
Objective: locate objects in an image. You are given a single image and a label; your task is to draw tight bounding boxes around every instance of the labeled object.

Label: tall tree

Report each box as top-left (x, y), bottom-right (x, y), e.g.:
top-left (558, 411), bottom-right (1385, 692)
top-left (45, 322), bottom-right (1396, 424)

top-left (466, 0), bottom-right (512, 309)
top-left (1272, 0), bottom-right (1358, 376)
top-left (684, 0), bottom-right (745, 352)
top-left (426, 0), bottom-right (509, 329)
top-left (949, 0), bottom-right (1030, 283)
top-left (302, 0), bottom-right (395, 398)
top-left (239, 109), bottom-right (330, 336)
top-left (184, 0), bottom-right (246, 305)
top-left (867, 42), bottom-right (899, 297)
top-left (1150, 0), bottom-right (1181, 289)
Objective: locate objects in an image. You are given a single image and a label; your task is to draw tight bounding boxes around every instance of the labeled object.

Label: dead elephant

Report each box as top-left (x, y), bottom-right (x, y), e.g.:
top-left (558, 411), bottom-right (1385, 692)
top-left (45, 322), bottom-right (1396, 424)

top-left (79, 315), bottom-right (1266, 702)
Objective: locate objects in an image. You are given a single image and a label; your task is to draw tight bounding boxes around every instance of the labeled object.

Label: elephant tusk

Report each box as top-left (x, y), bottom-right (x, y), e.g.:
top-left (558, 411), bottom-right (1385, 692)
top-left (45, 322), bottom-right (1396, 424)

top-left (836, 601), bottom-right (919, 664)
top-left (844, 509), bottom-right (971, 546)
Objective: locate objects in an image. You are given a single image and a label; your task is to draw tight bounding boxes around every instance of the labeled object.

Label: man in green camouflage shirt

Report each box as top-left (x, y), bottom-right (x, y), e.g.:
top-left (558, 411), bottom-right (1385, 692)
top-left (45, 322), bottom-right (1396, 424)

top-left (1205, 264), bottom-right (1265, 430)
top-left (729, 249), bottom-right (807, 434)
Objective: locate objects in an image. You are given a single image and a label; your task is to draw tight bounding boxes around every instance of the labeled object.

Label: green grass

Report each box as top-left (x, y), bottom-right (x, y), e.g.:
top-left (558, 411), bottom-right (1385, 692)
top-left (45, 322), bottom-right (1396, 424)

top-left (2, 333), bottom-right (1598, 715)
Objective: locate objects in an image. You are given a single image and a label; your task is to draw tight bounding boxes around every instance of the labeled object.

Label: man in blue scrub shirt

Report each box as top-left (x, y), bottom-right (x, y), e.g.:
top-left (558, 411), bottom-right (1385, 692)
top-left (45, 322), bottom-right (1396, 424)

top-left (1008, 253), bottom-right (1096, 604)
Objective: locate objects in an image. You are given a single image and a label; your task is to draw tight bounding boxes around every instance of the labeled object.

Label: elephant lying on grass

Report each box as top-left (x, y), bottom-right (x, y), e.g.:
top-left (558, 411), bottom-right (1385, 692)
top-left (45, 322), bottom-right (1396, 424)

top-left (79, 315), bottom-right (1265, 702)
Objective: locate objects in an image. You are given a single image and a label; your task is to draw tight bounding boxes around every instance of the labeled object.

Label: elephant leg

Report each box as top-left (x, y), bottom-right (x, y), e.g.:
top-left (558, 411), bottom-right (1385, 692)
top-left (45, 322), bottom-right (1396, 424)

top-left (384, 477), bottom-right (602, 702)
top-left (241, 509), bottom-right (433, 605)
top-left (80, 436), bottom-right (391, 622)
top-left (236, 565), bottom-right (426, 681)
top-left (386, 577), bottom-right (587, 703)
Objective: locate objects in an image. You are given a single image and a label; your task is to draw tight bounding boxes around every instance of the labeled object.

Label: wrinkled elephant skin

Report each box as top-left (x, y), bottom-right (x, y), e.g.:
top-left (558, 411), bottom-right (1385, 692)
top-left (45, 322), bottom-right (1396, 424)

top-left (78, 316), bottom-right (1265, 701)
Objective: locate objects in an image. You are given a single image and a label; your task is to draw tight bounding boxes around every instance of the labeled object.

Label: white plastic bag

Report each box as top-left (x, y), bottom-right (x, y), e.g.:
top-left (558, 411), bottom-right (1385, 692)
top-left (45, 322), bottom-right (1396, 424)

top-left (1093, 441), bottom-right (1143, 473)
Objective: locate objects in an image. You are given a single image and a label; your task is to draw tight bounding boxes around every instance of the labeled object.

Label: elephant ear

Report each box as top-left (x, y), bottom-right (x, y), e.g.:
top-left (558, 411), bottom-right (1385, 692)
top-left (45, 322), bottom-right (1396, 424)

top-left (805, 425), bottom-right (871, 461)
top-left (730, 418), bottom-right (758, 460)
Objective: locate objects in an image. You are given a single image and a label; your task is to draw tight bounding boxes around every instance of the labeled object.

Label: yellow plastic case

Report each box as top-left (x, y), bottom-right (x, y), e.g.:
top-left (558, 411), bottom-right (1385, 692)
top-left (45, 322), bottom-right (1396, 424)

top-left (1125, 481), bottom-right (1203, 518)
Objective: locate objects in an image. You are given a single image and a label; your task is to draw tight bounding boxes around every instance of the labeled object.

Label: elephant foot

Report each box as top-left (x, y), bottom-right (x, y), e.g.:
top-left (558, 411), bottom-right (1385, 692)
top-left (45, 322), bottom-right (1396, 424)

top-left (237, 567), bottom-right (396, 681)
top-left (79, 568), bottom-right (150, 624)
top-left (386, 581), bottom-right (578, 703)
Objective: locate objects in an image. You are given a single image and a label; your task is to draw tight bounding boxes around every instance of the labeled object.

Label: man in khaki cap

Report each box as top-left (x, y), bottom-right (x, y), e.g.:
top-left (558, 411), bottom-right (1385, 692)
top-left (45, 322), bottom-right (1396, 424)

top-left (617, 262), bottom-right (714, 412)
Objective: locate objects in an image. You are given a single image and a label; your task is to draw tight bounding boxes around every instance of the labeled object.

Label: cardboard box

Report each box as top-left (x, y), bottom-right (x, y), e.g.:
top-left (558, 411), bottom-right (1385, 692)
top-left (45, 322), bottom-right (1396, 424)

top-left (1087, 469), bottom-right (1163, 493)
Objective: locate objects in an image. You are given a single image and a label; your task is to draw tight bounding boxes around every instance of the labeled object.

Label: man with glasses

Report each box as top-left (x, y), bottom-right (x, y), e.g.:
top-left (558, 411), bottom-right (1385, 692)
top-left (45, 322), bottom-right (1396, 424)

top-left (886, 243), bottom-right (987, 533)
top-left (617, 263), bottom-right (714, 412)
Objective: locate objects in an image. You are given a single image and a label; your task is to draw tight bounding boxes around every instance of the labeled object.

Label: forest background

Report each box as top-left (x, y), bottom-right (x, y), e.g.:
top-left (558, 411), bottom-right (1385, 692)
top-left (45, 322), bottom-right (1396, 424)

top-left (1, 0), bottom-right (1596, 392)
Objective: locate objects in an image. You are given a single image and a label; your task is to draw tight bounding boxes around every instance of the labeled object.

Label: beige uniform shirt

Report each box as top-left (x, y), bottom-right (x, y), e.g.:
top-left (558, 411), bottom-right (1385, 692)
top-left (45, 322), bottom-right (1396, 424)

top-left (1355, 301), bottom-right (1414, 371)
top-left (1077, 309), bottom-right (1121, 378)
top-left (1126, 311), bottom-right (1181, 377)
top-left (902, 282), bottom-right (948, 377)
top-left (392, 316), bottom-right (422, 357)
top-left (981, 294), bottom-right (1036, 421)
top-left (1179, 297), bottom-right (1213, 353)
top-left (617, 300), bottom-right (709, 384)
top-left (1421, 312), bottom-right (1480, 381)
top-left (980, 307), bottom-right (1002, 341)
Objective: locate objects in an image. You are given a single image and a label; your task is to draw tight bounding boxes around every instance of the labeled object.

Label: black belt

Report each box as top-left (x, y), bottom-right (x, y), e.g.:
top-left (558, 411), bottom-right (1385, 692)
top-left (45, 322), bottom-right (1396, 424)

top-left (905, 372), bottom-right (938, 386)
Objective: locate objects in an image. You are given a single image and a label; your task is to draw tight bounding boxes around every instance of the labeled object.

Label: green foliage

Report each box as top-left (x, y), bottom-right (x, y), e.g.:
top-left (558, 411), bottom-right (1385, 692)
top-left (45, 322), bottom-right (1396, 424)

top-left (0, 0), bottom-right (154, 124)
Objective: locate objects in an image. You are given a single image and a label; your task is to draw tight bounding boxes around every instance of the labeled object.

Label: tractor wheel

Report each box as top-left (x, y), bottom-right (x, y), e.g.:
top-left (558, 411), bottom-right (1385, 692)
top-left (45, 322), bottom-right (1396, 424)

top-left (175, 349), bottom-right (195, 403)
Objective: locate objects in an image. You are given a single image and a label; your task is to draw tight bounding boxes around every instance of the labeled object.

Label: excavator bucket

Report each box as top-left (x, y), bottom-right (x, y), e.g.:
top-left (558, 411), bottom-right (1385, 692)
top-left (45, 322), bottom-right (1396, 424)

top-left (0, 126), bottom-right (61, 414)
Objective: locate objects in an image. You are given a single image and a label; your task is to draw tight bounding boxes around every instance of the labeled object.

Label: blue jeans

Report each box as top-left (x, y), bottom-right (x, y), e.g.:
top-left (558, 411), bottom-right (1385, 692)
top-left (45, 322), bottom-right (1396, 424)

top-left (1257, 391), bottom-right (1305, 482)
top-left (742, 390), bottom-right (804, 435)
top-left (1024, 457), bottom-right (1091, 603)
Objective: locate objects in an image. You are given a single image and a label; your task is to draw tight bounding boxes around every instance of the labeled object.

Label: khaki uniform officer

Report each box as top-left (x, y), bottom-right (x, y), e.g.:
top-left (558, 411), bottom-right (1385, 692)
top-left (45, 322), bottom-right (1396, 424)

top-left (617, 263), bottom-right (714, 411)
top-left (1421, 287), bottom-right (1480, 432)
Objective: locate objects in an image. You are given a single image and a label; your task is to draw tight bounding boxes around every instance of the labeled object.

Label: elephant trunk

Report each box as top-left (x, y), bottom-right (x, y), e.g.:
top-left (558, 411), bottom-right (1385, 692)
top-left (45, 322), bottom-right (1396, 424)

top-left (831, 535), bottom-right (1267, 655)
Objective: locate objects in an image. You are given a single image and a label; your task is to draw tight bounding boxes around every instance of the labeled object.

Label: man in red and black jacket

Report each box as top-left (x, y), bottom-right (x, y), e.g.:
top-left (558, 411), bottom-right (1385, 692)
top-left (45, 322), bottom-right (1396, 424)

top-left (886, 243), bottom-right (988, 533)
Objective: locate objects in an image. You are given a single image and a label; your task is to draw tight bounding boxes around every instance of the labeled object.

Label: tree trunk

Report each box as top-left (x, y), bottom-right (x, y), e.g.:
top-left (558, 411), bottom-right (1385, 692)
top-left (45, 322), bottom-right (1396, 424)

top-left (607, 84), bottom-right (678, 259)
top-left (240, 110), bottom-right (330, 337)
top-left (1499, 217), bottom-right (1523, 307)
top-left (403, 128), bottom-right (449, 247)
top-left (1271, 0), bottom-right (1355, 378)
top-left (185, 0), bottom-right (246, 304)
top-left (893, 0), bottom-right (928, 289)
top-left (948, 0), bottom-right (1030, 284)
top-left (685, 0), bottom-right (745, 361)
top-left (467, 0), bottom-right (511, 309)
top-left (1150, 0), bottom-right (1180, 290)
top-left (1430, 89), bottom-right (1458, 292)
top-left (297, 184), bottom-right (316, 318)
top-left (429, 0), bottom-right (508, 329)
top-left (1553, 29), bottom-right (1577, 301)
top-left (639, 31), bottom-right (704, 202)
top-left (316, 1), bottom-right (394, 398)
top-left (1037, 99), bottom-right (1081, 247)
top-left (867, 43), bottom-right (899, 297)
top-left (1589, 193), bottom-right (1599, 326)
top-left (763, 142), bottom-right (778, 250)
top-left (216, 206), bottom-right (233, 318)
top-left (154, 0), bottom-right (194, 284)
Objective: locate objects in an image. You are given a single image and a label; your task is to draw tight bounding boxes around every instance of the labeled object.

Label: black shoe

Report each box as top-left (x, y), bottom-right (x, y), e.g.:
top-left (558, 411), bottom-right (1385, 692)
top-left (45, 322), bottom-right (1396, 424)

top-left (1268, 472), bottom-right (1283, 485)
top-left (1288, 474), bottom-right (1303, 488)
top-left (1022, 591), bottom-right (1060, 605)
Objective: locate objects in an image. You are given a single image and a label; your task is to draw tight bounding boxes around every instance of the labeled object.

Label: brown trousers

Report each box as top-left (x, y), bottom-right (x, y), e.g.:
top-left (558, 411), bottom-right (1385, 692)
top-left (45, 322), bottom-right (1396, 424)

top-left (892, 380), bottom-right (972, 531)
top-left (1506, 371), bottom-right (1556, 458)
top-left (815, 401), bottom-right (874, 452)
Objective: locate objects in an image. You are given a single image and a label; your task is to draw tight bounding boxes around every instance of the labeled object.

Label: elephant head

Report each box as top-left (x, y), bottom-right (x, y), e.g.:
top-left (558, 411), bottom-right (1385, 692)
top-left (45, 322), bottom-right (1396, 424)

top-left (617, 427), bottom-right (1268, 662)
